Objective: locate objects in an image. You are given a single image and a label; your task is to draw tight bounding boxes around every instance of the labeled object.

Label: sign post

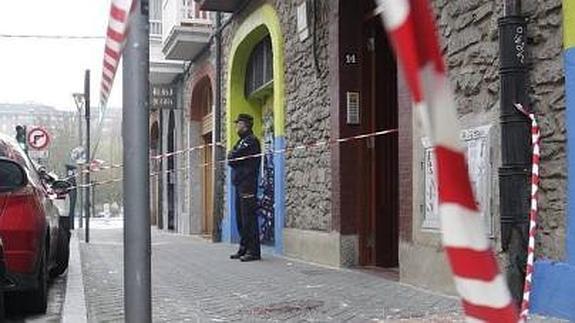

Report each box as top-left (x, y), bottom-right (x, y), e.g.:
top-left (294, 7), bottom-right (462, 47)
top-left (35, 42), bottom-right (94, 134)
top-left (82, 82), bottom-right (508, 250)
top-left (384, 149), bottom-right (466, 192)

top-left (84, 70), bottom-right (91, 244)
top-left (123, 1), bottom-right (152, 322)
top-left (27, 127), bottom-right (51, 163)
top-left (27, 128), bottom-right (50, 150)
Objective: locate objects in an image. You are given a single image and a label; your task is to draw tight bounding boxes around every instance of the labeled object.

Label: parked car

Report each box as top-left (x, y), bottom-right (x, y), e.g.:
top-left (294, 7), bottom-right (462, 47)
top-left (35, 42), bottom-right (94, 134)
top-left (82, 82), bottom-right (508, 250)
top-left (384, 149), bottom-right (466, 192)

top-left (0, 237), bottom-right (5, 321)
top-left (0, 133), bottom-right (71, 314)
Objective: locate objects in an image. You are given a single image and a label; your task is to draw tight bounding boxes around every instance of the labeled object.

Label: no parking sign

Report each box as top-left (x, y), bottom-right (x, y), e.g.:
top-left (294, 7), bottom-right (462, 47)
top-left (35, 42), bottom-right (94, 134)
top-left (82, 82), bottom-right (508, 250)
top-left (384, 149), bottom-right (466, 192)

top-left (27, 127), bottom-right (50, 150)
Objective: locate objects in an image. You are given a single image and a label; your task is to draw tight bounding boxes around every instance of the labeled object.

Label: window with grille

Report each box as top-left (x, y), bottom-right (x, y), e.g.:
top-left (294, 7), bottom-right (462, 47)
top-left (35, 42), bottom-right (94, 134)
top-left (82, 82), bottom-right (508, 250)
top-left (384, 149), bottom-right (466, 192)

top-left (245, 36), bottom-right (273, 97)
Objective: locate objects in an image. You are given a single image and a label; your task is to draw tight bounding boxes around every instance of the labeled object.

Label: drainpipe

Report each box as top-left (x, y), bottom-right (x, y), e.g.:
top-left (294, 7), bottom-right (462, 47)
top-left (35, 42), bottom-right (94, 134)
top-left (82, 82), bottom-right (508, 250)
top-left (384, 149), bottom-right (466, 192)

top-left (212, 12), bottom-right (224, 241)
top-left (498, 0), bottom-right (531, 306)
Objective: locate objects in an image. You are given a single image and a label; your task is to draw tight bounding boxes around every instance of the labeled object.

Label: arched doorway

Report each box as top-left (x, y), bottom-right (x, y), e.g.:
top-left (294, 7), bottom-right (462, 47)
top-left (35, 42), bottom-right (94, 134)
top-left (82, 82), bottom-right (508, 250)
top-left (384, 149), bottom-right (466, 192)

top-left (150, 120), bottom-right (160, 226)
top-left (167, 110), bottom-right (176, 231)
top-left (225, 4), bottom-right (285, 253)
top-left (191, 76), bottom-right (215, 237)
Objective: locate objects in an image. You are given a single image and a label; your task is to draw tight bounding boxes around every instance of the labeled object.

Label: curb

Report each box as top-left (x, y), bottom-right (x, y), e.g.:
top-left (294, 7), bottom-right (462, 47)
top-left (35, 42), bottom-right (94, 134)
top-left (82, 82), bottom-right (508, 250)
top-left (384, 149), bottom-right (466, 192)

top-left (62, 230), bottom-right (88, 323)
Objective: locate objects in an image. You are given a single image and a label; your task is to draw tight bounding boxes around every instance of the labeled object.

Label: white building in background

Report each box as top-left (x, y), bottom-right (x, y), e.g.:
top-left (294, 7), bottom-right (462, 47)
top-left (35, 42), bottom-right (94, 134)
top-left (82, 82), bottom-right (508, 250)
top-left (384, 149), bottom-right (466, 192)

top-left (0, 103), bottom-right (72, 137)
top-left (149, 0), bottom-right (213, 234)
top-left (0, 103), bottom-right (121, 142)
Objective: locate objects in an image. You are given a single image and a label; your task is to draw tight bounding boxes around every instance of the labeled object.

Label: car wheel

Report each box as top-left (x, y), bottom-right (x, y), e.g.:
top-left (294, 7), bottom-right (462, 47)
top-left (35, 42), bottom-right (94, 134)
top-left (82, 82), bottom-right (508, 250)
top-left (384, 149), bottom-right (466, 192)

top-left (25, 249), bottom-right (48, 314)
top-left (50, 229), bottom-right (70, 278)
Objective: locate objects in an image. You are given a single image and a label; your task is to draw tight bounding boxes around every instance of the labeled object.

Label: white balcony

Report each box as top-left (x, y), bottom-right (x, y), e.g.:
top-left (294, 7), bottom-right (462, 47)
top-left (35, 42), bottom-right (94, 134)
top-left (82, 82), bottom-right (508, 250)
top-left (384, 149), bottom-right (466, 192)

top-left (162, 0), bottom-right (212, 61)
top-left (150, 19), bottom-right (185, 84)
top-left (151, 19), bottom-right (163, 39)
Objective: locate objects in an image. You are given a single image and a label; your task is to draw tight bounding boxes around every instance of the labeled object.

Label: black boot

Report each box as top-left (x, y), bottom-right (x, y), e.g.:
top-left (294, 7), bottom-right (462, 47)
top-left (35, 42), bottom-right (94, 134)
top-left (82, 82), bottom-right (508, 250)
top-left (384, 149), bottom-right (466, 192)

top-left (230, 251), bottom-right (245, 259)
top-left (240, 254), bottom-right (261, 262)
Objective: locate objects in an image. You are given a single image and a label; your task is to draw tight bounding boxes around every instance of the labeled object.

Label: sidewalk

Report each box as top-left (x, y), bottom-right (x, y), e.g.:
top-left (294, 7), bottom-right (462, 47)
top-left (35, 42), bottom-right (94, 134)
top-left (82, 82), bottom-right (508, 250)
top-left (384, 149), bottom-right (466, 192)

top-left (62, 231), bottom-right (88, 323)
top-left (79, 224), bottom-right (463, 322)
top-left (76, 223), bottom-right (571, 322)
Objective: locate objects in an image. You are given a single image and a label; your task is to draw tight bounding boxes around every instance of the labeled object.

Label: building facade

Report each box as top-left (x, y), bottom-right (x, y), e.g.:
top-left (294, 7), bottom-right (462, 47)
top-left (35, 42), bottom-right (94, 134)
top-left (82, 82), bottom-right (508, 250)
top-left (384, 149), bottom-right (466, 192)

top-left (151, 0), bottom-right (570, 318)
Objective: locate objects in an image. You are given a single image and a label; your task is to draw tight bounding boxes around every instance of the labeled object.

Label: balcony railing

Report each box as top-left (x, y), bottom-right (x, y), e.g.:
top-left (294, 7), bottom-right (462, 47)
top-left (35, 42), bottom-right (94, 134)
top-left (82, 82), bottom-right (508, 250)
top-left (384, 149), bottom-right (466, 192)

top-left (182, 0), bottom-right (211, 23)
top-left (150, 19), bottom-right (163, 38)
top-left (162, 0), bottom-right (211, 41)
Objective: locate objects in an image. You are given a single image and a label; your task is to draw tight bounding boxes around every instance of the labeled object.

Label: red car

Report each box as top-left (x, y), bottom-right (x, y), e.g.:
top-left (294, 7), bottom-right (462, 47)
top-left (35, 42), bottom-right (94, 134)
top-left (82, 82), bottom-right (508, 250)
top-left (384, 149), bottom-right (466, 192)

top-left (0, 134), bottom-right (70, 314)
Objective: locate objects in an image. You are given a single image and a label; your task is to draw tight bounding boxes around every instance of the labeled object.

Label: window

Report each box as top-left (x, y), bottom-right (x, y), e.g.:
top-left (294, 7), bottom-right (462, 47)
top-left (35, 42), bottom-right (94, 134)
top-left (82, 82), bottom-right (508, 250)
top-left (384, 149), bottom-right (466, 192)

top-left (201, 84), bottom-right (213, 116)
top-left (150, 0), bottom-right (162, 20)
top-left (245, 36), bottom-right (273, 97)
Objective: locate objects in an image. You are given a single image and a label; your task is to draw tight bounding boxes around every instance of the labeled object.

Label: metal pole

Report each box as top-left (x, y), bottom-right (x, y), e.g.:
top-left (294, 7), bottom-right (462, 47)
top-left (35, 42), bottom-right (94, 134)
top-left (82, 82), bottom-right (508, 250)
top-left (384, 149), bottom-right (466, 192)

top-left (504, 0), bottom-right (521, 16)
top-left (212, 12), bottom-right (224, 241)
top-left (123, 0), bottom-right (151, 321)
top-left (84, 70), bottom-right (91, 243)
top-left (78, 108), bottom-right (84, 229)
top-left (499, 1), bottom-right (530, 306)
top-left (92, 183), bottom-right (96, 220)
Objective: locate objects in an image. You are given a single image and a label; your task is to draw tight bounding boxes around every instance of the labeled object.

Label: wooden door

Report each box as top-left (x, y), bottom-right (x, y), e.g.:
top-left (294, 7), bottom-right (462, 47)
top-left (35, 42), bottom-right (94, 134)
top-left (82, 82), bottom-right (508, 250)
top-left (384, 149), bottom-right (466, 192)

top-left (361, 16), bottom-right (399, 268)
top-left (202, 133), bottom-right (214, 236)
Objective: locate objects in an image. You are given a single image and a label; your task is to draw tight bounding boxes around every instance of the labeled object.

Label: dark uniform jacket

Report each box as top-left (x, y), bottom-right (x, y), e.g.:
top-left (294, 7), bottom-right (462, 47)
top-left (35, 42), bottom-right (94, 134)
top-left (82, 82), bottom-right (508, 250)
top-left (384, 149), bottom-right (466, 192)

top-left (228, 131), bottom-right (261, 192)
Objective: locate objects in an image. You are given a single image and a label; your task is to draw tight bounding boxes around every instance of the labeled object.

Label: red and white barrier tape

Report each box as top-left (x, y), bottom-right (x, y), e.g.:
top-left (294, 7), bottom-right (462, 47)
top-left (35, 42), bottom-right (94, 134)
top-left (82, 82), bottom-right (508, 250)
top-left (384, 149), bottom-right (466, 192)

top-left (68, 128), bottom-right (398, 189)
top-left (74, 128), bottom-right (398, 177)
top-left (514, 104), bottom-right (541, 320)
top-left (377, 0), bottom-right (518, 321)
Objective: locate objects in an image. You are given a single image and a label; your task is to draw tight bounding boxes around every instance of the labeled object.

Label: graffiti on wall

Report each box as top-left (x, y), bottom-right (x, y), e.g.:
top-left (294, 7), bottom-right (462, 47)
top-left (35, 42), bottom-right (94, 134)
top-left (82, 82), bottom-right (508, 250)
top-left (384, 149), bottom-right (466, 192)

top-left (257, 104), bottom-right (275, 245)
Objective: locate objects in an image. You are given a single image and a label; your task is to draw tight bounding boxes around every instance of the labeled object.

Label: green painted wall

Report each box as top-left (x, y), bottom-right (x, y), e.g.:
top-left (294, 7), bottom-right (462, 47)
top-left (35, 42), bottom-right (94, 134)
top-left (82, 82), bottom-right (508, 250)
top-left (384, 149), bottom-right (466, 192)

top-left (226, 4), bottom-right (285, 149)
top-left (566, 0), bottom-right (574, 50)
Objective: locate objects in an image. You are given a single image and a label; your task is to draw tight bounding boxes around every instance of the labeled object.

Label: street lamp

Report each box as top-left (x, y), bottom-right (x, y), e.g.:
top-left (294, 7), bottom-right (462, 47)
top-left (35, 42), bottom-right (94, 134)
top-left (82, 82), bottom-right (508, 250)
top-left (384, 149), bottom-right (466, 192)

top-left (73, 93), bottom-right (85, 153)
top-left (72, 93), bottom-right (85, 229)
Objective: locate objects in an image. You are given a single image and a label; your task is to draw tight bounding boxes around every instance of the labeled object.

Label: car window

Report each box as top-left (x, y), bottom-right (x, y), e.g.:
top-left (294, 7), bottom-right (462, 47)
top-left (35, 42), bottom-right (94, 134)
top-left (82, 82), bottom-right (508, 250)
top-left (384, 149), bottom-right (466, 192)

top-left (0, 137), bottom-right (42, 187)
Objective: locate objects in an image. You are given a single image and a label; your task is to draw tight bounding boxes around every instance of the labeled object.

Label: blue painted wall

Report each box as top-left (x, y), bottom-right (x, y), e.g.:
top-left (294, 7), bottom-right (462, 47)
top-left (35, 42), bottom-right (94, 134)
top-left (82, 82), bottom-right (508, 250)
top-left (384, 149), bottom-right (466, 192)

top-left (273, 137), bottom-right (286, 254)
top-left (222, 168), bottom-right (240, 244)
top-left (531, 32), bottom-right (575, 321)
top-left (567, 47), bottom-right (575, 265)
top-left (531, 260), bottom-right (575, 319)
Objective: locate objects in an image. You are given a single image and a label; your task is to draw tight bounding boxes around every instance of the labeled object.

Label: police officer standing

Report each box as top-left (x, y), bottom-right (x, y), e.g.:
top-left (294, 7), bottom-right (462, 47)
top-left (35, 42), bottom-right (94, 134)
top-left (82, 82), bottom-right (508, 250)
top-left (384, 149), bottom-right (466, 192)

top-left (228, 113), bottom-right (261, 262)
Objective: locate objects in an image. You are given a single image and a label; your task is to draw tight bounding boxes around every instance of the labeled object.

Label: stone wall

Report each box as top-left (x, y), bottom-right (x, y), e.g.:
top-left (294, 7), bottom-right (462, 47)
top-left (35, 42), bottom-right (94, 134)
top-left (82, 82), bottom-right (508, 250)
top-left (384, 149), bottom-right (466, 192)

top-left (524, 0), bottom-right (566, 260)
top-left (430, 0), bottom-right (566, 260)
top-left (276, 0), bottom-right (332, 232)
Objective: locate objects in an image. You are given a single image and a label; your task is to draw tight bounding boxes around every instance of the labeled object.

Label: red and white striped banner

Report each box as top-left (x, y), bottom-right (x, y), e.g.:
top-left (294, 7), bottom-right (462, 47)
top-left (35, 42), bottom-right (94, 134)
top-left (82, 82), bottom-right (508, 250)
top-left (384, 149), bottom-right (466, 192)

top-left (100, 0), bottom-right (134, 107)
top-left (514, 104), bottom-right (541, 320)
top-left (376, 0), bottom-right (518, 321)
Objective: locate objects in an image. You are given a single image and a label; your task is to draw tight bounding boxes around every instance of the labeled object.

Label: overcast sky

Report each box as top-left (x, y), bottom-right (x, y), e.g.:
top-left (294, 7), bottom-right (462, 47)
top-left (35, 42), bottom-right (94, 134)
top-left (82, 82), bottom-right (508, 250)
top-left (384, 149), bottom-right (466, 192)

top-left (0, 0), bottom-right (122, 111)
